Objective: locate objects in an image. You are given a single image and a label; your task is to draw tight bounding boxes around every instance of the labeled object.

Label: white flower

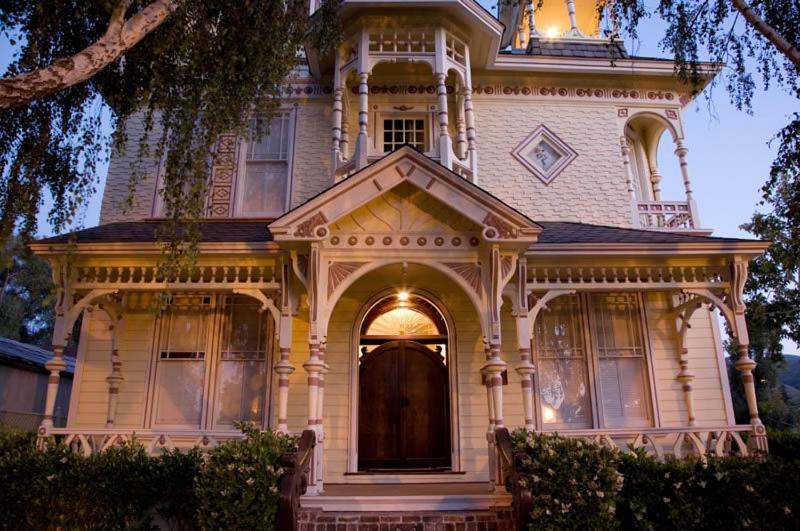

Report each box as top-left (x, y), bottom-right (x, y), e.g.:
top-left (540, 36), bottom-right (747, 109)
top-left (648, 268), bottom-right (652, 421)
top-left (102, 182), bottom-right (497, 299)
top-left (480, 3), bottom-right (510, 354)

top-left (784, 507), bottom-right (792, 515)
top-left (596, 491), bottom-right (605, 499)
top-left (663, 497), bottom-right (671, 503)
top-left (699, 481), bottom-right (707, 488)
top-left (269, 485), bottom-right (278, 493)
top-left (547, 468), bottom-right (555, 476)
top-left (744, 485), bottom-right (754, 493)
top-left (60, 457), bottom-right (68, 464)
top-left (246, 477), bottom-right (255, 485)
top-left (46, 474), bottom-right (55, 481)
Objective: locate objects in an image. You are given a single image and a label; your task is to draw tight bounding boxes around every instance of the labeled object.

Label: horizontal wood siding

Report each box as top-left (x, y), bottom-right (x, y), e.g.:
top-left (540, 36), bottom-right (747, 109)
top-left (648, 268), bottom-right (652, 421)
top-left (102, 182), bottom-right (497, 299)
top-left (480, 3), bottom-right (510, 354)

top-left (644, 292), bottom-right (731, 427)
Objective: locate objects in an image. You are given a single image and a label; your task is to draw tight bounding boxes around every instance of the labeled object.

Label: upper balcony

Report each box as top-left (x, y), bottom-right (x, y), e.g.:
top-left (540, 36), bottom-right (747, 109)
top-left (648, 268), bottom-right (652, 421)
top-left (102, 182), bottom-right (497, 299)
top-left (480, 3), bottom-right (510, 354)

top-left (330, 23), bottom-right (481, 182)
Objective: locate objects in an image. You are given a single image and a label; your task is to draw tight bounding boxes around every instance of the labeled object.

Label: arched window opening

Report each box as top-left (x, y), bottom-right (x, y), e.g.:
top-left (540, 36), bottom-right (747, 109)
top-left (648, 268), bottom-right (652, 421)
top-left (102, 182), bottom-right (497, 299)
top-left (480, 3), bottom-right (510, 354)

top-left (359, 293), bottom-right (448, 362)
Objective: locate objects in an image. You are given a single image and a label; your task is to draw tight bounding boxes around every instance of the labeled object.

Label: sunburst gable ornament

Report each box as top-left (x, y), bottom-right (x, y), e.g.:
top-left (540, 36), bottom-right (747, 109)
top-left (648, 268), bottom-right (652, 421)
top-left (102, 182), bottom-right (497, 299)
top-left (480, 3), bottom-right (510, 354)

top-left (511, 125), bottom-right (578, 185)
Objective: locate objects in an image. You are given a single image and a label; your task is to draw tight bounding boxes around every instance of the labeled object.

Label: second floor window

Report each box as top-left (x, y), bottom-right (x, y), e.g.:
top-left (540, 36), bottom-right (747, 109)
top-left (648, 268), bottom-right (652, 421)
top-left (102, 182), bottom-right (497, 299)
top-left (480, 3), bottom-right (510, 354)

top-left (236, 111), bottom-right (294, 217)
top-left (382, 117), bottom-right (426, 152)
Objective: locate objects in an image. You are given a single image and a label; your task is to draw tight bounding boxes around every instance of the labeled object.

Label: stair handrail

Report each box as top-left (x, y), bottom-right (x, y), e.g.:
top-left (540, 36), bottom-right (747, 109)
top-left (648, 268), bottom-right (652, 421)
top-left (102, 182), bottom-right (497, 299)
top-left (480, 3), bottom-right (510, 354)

top-left (495, 427), bottom-right (533, 530)
top-left (276, 429), bottom-right (316, 531)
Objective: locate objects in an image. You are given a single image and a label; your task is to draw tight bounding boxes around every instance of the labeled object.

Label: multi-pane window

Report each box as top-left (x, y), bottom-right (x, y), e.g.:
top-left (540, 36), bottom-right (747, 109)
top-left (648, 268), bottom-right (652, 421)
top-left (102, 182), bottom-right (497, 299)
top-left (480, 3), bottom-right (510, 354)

top-left (533, 293), bottom-right (652, 430)
top-left (150, 295), bottom-right (274, 429)
top-left (382, 118), bottom-right (426, 152)
top-left (154, 297), bottom-right (211, 427)
top-left (237, 112), bottom-right (292, 217)
top-left (214, 296), bottom-right (273, 428)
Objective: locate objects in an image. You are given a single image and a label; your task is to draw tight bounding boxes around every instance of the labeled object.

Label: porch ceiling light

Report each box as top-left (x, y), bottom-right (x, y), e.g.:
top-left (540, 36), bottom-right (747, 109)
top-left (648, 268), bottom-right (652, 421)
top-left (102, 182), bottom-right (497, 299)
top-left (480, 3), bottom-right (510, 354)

top-left (545, 26), bottom-right (560, 39)
top-left (397, 291), bottom-right (410, 302)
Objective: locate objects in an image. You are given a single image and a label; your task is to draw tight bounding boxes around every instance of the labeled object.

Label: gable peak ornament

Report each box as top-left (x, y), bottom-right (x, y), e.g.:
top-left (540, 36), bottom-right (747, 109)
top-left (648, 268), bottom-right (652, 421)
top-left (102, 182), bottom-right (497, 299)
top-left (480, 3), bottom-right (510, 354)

top-left (511, 125), bottom-right (577, 185)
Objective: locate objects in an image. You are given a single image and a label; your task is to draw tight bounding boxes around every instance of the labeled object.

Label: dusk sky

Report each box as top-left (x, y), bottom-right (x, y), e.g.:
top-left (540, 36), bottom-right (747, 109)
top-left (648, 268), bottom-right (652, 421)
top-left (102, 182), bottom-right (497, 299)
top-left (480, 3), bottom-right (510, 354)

top-left (6, 2), bottom-right (798, 351)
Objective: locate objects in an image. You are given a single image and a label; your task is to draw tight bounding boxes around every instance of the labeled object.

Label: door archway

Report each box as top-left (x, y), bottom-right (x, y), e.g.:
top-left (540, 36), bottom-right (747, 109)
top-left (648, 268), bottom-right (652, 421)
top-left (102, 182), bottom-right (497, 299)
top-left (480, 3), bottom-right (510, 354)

top-left (357, 292), bottom-right (452, 471)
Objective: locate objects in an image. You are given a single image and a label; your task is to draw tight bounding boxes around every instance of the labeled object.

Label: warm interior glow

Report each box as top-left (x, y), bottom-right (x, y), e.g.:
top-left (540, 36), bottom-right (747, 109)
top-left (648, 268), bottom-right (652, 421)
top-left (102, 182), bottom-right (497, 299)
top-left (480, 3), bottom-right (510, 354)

top-left (397, 291), bottom-right (409, 301)
top-left (545, 26), bottom-right (561, 39)
top-left (542, 405), bottom-right (556, 423)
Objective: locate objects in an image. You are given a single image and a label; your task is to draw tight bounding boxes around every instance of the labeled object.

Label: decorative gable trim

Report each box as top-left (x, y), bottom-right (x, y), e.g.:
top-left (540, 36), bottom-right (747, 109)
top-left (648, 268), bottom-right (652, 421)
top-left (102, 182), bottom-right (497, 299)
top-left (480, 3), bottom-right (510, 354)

top-left (269, 147), bottom-right (541, 244)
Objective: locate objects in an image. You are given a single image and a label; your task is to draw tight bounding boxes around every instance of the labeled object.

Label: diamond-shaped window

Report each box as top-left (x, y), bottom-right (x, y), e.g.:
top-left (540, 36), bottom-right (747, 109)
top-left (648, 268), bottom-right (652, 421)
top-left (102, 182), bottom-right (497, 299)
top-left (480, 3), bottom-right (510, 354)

top-left (511, 125), bottom-right (577, 185)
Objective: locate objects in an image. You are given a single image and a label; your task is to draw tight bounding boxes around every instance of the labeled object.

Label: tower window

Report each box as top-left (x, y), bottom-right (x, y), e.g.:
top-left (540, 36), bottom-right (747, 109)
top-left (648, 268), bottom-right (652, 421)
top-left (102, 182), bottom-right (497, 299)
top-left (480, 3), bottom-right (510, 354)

top-left (382, 118), bottom-right (426, 152)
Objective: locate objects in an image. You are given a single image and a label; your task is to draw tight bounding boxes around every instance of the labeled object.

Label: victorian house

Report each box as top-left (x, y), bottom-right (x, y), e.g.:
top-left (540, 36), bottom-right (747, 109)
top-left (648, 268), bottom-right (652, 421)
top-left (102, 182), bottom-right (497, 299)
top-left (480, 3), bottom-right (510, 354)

top-left (31, 0), bottom-right (769, 525)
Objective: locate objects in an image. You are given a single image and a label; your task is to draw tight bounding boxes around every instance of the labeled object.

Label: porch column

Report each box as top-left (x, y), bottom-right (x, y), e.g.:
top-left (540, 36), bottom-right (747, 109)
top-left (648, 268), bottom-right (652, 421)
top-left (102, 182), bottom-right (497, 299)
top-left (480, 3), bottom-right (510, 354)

top-left (620, 136), bottom-right (641, 227)
top-left (42, 345), bottom-right (67, 429)
top-left (527, 0), bottom-right (539, 39)
top-left (565, 0), bottom-right (584, 37)
top-left (331, 86), bottom-right (344, 170)
top-left (729, 257), bottom-right (768, 453)
top-left (481, 344), bottom-right (497, 491)
top-left (340, 120), bottom-right (350, 161)
top-left (275, 261), bottom-right (295, 434)
top-left (463, 87), bottom-right (477, 157)
top-left (105, 348), bottom-right (124, 428)
top-left (649, 165), bottom-right (663, 201)
top-left (435, 71), bottom-right (453, 168)
top-left (674, 139), bottom-right (701, 227)
top-left (734, 344), bottom-right (768, 452)
top-left (304, 341), bottom-right (325, 494)
top-left (517, 347), bottom-right (535, 431)
top-left (356, 71), bottom-right (369, 169)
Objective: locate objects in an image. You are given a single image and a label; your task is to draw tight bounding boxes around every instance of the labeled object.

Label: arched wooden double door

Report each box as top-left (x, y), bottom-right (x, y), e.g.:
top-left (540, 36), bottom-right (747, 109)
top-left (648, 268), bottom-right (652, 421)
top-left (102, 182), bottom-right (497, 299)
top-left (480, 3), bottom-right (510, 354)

top-left (358, 340), bottom-right (451, 471)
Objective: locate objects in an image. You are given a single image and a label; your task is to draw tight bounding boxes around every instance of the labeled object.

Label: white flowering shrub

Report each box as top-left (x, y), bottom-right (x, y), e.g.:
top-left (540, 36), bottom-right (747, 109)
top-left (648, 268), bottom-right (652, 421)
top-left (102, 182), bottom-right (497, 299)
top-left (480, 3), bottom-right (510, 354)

top-left (511, 429), bottom-right (622, 530)
top-left (511, 429), bottom-right (800, 531)
top-left (195, 423), bottom-right (297, 530)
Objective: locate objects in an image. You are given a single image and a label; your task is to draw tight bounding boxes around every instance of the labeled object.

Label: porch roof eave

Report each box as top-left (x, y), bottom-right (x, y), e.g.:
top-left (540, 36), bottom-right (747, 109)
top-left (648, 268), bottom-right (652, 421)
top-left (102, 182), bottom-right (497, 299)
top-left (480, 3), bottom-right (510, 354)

top-left (29, 240), bottom-right (283, 257)
top-left (524, 240), bottom-right (770, 257)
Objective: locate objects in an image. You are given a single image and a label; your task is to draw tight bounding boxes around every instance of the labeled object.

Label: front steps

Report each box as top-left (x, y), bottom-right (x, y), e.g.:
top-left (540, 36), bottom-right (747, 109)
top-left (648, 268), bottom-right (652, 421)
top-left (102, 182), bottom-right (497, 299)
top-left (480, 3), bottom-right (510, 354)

top-left (298, 483), bottom-right (513, 530)
top-left (297, 508), bottom-right (514, 531)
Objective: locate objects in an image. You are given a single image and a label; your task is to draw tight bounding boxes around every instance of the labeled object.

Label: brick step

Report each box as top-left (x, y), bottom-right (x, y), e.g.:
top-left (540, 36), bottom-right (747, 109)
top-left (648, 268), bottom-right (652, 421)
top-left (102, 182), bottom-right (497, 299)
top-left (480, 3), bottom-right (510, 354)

top-left (298, 508), bottom-right (514, 531)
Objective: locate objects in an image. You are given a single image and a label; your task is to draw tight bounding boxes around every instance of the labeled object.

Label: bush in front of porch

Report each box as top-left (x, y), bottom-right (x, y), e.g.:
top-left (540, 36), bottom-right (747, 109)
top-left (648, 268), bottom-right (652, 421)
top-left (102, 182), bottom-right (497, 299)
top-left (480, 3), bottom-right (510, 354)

top-left (512, 430), bottom-right (800, 530)
top-left (0, 426), bottom-right (297, 531)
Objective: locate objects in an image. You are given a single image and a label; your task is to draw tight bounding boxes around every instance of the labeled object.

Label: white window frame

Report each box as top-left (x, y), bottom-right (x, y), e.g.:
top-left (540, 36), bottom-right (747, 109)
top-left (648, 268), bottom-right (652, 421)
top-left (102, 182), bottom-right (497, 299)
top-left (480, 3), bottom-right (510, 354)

top-left (369, 105), bottom-right (437, 158)
top-left (233, 109), bottom-right (296, 218)
top-left (532, 292), bottom-right (656, 431)
top-left (143, 294), bottom-right (275, 431)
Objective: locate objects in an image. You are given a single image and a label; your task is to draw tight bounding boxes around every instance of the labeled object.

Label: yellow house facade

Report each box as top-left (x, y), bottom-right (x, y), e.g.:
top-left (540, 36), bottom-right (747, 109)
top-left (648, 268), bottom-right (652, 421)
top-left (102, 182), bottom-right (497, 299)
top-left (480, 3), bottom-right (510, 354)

top-left (31, 0), bottom-right (769, 522)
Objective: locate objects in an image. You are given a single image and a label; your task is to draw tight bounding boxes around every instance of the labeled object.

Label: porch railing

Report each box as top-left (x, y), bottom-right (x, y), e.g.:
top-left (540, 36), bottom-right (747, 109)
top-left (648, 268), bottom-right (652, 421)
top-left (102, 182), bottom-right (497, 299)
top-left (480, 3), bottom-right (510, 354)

top-left (37, 427), bottom-right (247, 455)
top-left (277, 429), bottom-right (316, 531)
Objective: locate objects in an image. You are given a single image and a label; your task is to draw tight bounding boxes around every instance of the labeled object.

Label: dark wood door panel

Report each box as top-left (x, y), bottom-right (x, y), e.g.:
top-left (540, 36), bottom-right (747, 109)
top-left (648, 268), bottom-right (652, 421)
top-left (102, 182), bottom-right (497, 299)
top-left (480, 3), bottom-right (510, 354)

top-left (358, 340), bottom-right (451, 471)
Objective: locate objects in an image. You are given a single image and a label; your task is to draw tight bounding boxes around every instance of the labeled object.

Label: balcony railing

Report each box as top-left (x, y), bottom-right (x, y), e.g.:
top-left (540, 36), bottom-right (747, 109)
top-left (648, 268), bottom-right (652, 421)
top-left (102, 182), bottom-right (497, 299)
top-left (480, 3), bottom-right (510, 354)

top-left (637, 200), bottom-right (697, 231)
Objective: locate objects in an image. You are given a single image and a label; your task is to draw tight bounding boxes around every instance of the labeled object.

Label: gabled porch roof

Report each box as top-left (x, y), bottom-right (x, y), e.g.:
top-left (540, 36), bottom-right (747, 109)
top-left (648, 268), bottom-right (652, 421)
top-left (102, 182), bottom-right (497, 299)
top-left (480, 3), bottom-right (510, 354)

top-left (268, 146), bottom-right (542, 246)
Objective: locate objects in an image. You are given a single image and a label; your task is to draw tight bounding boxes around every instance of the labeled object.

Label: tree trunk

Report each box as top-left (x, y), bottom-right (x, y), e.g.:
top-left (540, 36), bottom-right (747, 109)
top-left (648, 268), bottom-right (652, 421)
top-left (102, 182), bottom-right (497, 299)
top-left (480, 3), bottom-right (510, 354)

top-left (730, 0), bottom-right (800, 71)
top-left (0, 0), bottom-right (178, 110)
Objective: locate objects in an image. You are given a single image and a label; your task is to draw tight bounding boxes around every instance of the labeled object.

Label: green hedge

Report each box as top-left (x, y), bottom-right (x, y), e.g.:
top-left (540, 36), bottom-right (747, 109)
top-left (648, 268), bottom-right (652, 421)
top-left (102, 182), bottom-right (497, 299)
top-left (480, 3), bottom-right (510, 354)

top-left (512, 429), bottom-right (800, 531)
top-left (0, 426), bottom-right (296, 531)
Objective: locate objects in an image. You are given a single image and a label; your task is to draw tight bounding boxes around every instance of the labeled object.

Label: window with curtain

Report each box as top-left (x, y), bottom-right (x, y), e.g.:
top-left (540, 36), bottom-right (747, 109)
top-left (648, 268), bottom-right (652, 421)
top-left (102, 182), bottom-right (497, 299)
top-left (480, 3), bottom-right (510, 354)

top-left (237, 112), bottom-right (292, 217)
top-left (591, 293), bottom-right (650, 428)
top-left (534, 295), bottom-right (592, 429)
top-left (154, 299), bottom-right (211, 427)
top-left (214, 296), bottom-right (272, 428)
top-left (533, 292), bottom-right (652, 430)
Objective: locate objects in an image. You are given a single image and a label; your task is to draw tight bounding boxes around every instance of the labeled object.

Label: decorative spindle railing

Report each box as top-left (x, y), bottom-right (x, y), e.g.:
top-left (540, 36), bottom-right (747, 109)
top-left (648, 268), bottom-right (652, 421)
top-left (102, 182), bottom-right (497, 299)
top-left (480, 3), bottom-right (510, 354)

top-left (37, 428), bottom-right (247, 456)
top-left (72, 265), bottom-right (280, 290)
top-left (527, 264), bottom-right (728, 290)
top-left (638, 201), bottom-right (695, 230)
top-left (369, 29), bottom-right (435, 55)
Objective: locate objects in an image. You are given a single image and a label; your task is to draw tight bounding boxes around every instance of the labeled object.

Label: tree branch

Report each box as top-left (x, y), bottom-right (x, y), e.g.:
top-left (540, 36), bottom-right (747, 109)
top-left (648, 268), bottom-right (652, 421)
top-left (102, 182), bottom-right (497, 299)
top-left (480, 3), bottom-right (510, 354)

top-left (730, 0), bottom-right (800, 70)
top-left (0, 0), bottom-right (178, 110)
